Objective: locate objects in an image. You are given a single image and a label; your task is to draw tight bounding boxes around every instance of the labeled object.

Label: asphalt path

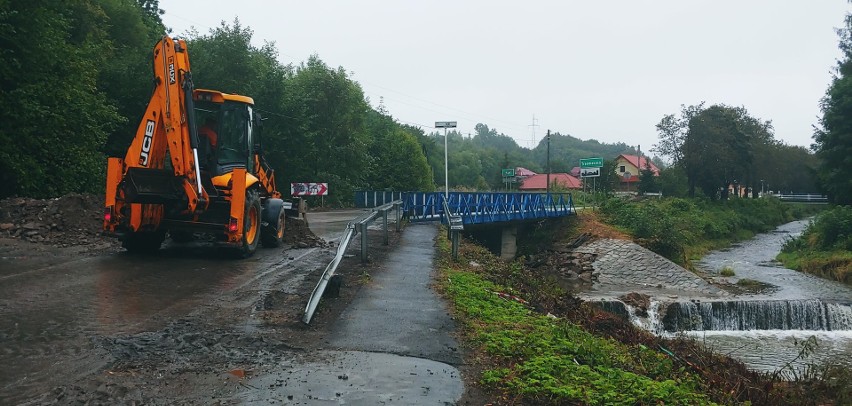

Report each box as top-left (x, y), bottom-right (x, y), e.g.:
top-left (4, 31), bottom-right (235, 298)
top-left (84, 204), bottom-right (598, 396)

top-left (238, 222), bottom-right (465, 404)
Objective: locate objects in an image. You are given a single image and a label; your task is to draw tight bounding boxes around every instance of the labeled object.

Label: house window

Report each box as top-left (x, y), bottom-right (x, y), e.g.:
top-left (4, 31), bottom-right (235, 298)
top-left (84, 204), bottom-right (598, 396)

top-left (619, 165), bottom-right (625, 173)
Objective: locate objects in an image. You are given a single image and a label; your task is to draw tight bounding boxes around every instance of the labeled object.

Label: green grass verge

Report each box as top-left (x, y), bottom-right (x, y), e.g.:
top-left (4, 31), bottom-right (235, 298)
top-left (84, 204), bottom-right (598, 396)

top-left (441, 269), bottom-right (714, 405)
top-left (776, 250), bottom-right (852, 285)
top-left (597, 197), bottom-right (822, 267)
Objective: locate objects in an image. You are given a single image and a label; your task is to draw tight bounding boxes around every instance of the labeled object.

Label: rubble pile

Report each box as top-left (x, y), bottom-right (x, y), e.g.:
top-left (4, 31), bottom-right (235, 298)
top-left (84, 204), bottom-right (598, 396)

top-left (0, 193), bottom-right (112, 247)
top-left (0, 194), bottom-right (328, 249)
top-left (527, 241), bottom-right (600, 283)
top-left (284, 217), bottom-right (329, 248)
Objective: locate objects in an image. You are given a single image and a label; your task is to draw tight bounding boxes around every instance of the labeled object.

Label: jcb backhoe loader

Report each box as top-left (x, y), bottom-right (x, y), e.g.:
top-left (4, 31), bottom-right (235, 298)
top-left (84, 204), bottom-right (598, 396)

top-left (104, 36), bottom-right (293, 257)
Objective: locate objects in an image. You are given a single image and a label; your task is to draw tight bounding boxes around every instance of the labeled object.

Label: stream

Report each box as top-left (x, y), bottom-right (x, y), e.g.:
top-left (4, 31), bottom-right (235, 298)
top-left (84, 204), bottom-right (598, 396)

top-left (689, 218), bottom-right (852, 374)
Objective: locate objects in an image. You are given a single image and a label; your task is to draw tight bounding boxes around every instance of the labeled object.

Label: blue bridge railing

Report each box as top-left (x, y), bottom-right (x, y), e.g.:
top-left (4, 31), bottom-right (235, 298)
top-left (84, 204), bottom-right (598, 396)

top-left (402, 192), bottom-right (575, 225)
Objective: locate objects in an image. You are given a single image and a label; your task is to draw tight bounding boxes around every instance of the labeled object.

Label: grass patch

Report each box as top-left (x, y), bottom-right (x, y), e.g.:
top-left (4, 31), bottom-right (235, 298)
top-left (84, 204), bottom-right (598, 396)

top-left (735, 278), bottom-right (761, 287)
top-left (442, 269), bottom-right (712, 405)
top-left (438, 227), bottom-right (848, 405)
top-left (596, 197), bottom-right (822, 267)
top-left (777, 206), bottom-right (852, 285)
top-left (719, 266), bottom-right (736, 277)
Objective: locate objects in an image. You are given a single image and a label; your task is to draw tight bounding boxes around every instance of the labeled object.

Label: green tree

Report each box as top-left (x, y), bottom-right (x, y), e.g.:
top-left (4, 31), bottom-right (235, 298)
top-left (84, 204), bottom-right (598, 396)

top-left (365, 110), bottom-right (433, 191)
top-left (814, 12), bottom-right (852, 204)
top-left (655, 104), bottom-right (782, 200)
top-left (0, 0), bottom-right (123, 198)
top-left (98, 0), bottom-right (166, 156)
top-left (657, 166), bottom-right (689, 197)
top-left (637, 159), bottom-right (658, 195)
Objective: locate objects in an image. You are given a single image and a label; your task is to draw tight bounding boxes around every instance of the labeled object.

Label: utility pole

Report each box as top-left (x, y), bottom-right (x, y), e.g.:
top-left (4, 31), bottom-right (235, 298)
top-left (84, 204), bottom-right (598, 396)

top-left (546, 129), bottom-right (551, 195)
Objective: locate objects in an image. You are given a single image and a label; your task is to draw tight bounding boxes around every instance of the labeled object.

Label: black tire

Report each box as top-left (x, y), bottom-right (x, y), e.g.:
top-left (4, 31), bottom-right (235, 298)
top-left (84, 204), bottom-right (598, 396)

top-left (261, 206), bottom-right (285, 248)
top-left (122, 231), bottom-right (165, 254)
top-left (237, 190), bottom-right (261, 258)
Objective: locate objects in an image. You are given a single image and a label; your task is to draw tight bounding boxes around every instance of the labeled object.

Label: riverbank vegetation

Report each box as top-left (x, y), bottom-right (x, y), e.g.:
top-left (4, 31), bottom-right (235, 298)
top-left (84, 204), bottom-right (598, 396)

top-left (438, 221), bottom-right (848, 405)
top-left (596, 197), bottom-right (821, 267)
top-left (778, 205), bottom-right (852, 284)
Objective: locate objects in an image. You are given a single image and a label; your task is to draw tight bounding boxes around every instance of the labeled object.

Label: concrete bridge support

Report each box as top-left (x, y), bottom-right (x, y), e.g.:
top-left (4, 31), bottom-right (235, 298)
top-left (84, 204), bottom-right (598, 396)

top-left (500, 225), bottom-right (518, 260)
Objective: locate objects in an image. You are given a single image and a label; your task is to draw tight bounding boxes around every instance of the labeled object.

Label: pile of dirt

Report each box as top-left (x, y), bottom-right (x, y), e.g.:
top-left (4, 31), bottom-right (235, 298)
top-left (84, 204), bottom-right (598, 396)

top-left (284, 217), bottom-right (328, 248)
top-left (0, 193), bottom-right (114, 248)
top-left (0, 194), bottom-right (328, 250)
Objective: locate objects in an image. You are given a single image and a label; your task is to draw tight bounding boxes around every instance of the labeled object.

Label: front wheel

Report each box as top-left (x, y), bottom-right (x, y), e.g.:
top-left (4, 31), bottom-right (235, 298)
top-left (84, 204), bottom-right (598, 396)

top-left (237, 190), bottom-right (261, 258)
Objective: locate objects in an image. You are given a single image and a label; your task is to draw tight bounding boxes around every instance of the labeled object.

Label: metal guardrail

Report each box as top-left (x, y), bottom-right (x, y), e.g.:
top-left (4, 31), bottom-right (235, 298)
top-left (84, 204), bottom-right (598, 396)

top-left (405, 192), bottom-right (575, 225)
top-left (354, 190), bottom-right (406, 208)
top-left (302, 200), bottom-right (402, 324)
top-left (775, 194), bottom-right (829, 203)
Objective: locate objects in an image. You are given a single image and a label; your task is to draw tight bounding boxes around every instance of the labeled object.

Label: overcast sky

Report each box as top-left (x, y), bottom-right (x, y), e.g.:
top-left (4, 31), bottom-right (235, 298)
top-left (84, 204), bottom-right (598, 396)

top-left (160, 1), bottom-right (849, 153)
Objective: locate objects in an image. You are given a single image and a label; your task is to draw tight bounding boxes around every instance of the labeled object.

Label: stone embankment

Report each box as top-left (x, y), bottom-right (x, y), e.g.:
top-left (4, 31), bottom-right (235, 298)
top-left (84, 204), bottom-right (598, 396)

top-left (574, 238), bottom-right (725, 298)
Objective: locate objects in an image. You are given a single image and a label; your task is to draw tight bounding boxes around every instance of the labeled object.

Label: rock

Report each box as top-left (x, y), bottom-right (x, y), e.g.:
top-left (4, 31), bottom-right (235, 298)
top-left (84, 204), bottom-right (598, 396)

top-left (22, 222), bottom-right (41, 230)
top-left (619, 292), bottom-right (651, 316)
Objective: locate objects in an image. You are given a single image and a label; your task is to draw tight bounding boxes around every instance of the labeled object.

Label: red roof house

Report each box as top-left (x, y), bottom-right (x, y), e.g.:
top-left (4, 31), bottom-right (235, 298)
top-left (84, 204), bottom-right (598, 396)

top-left (519, 173), bottom-right (582, 191)
top-left (615, 154), bottom-right (660, 183)
top-left (514, 167), bottom-right (537, 177)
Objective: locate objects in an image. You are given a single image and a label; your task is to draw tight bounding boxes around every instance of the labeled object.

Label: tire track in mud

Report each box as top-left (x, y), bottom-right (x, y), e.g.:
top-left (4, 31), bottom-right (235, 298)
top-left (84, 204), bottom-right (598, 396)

top-left (0, 238), bottom-right (336, 405)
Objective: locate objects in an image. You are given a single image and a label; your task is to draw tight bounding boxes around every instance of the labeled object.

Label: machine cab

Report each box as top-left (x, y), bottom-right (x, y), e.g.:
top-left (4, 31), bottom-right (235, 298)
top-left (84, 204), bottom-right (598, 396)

top-left (193, 89), bottom-right (260, 176)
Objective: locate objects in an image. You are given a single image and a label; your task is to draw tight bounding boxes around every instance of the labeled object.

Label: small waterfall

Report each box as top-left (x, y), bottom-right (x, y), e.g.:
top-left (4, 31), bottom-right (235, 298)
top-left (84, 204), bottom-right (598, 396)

top-left (662, 300), bottom-right (852, 332)
top-left (625, 301), bottom-right (664, 334)
top-left (592, 300), bottom-right (665, 334)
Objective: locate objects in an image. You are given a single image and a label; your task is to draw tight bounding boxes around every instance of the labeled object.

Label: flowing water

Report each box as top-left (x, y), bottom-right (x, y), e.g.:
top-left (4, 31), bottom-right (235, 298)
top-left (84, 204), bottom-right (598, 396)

top-left (689, 218), bottom-right (852, 373)
top-left (601, 219), bottom-right (852, 374)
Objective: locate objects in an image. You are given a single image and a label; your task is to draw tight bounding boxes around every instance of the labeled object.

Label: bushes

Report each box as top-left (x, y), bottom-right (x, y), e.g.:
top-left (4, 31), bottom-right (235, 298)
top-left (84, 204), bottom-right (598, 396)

top-left (598, 196), bottom-right (816, 265)
top-left (779, 206), bottom-right (852, 284)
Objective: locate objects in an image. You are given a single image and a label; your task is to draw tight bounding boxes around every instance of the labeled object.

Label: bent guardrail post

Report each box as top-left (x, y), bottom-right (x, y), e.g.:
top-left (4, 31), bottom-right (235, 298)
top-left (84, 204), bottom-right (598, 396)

top-left (302, 223), bottom-right (356, 324)
top-left (395, 201), bottom-right (401, 232)
top-left (359, 221), bottom-right (368, 262)
top-left (382, 209), bottom-right (389, 245)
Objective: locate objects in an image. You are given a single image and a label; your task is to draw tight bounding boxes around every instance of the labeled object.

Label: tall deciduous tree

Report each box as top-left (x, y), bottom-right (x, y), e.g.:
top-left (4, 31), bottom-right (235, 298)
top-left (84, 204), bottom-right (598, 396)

top-left (655, 103), bottom-right (786, 199)
top-left (0, 0), bottom-right (123, 198)
top-left (365, 110), bottom-right (433, 191)
top-left (814, 12), bottom-right (852, 205)
top-left (99, 0), bottom-right (166, 156)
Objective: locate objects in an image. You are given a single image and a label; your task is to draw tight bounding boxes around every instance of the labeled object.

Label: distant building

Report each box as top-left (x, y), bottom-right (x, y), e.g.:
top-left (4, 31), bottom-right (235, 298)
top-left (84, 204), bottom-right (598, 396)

top-left (514, 167), bottom-right (537, 178)
top-left (614, 154), bottom-right (659, 189)
top-left (519, 173), bottom-right (582, 191)
top-left (570, 166), bottom-right (581, 178)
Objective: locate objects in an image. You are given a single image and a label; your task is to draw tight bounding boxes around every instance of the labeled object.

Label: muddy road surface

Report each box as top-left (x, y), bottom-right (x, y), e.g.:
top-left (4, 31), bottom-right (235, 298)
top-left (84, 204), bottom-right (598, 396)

top-left (0, 205), bottom-right (368, 404)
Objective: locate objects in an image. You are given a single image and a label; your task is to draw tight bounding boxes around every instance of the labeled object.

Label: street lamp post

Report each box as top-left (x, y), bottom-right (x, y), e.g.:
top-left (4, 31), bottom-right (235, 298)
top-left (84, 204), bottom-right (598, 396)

top-left (435, 121), bottom-right (457, 201)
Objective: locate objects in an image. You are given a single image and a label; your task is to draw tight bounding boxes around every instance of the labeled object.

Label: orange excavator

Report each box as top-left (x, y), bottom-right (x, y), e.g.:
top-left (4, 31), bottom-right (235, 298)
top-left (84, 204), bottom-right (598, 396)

top-left (104, 35), bottom-right (293, 257)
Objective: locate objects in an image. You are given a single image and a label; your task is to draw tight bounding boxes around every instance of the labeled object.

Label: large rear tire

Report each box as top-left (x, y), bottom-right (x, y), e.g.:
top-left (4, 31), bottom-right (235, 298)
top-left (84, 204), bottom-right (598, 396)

top-left (261, 206), bottom-right (285, 248)
top-left (122, 231), bottom-right (165, 254)
top-left (237, 190), bottom-right (261, 258)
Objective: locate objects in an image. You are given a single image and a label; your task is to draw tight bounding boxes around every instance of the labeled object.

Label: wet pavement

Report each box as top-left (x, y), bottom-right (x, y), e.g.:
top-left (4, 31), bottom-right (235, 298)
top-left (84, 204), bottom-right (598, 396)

top-left (0, 212), bottom-right (347, 404)
top-left (242, 223), bottom-right (464, 404)
top-left (0, 210), bottom-right (464, 404)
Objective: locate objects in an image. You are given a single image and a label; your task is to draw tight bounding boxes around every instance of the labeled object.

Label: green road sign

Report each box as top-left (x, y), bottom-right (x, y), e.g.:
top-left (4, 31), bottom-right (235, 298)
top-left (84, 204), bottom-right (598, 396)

top-left (580, 157), bottom-right (603, 168)
top-left (501, 168), bottom-right (515, 177)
